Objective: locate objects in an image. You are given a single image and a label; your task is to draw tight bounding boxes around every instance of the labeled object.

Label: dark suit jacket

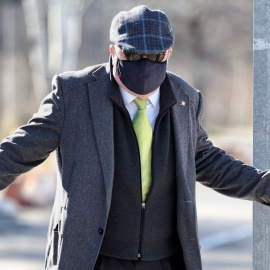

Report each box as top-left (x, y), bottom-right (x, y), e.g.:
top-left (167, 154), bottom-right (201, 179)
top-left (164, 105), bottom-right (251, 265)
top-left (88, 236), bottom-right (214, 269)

top-left (1, 63), bottom-right (270, 270)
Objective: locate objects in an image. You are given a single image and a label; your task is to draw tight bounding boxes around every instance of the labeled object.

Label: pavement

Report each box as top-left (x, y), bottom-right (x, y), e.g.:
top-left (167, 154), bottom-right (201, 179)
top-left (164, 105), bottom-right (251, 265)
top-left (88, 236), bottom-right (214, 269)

top-left (196, 183), bottom-right (253, 270)
top-left (0, 203), bottom-right (51, 270)
top-left (0, 183), bottom-right (253, 270)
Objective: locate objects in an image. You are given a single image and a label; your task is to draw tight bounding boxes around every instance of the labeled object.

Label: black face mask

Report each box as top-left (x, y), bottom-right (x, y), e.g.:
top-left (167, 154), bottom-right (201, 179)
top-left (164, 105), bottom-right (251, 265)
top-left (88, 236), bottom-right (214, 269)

top-left (116, 58), bottom-right (167, 95)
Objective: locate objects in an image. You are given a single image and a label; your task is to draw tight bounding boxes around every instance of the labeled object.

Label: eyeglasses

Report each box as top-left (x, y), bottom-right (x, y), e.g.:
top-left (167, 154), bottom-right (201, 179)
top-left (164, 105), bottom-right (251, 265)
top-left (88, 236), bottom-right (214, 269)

top-left (123, 51), bottom-right (166, 62)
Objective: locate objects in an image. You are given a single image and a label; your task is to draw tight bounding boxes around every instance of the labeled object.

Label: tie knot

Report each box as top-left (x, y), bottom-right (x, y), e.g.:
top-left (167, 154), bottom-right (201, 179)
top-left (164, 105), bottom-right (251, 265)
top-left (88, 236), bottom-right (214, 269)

top-left (134, 98), bottom-right (147, 110)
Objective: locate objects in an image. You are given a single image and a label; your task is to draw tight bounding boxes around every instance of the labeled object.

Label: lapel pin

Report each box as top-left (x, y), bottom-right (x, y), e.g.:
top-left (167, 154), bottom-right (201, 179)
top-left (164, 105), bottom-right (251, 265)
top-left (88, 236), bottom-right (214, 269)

top-left (180, 101), bottom-right (186, 107)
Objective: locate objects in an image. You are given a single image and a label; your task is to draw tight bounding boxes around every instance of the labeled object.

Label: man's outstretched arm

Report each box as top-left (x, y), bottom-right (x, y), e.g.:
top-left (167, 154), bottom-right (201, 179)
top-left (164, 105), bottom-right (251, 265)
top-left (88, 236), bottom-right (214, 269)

top-left (0, 75), bottom-right (64, 190)
top-left (195, 92), bottom-right (270, 204)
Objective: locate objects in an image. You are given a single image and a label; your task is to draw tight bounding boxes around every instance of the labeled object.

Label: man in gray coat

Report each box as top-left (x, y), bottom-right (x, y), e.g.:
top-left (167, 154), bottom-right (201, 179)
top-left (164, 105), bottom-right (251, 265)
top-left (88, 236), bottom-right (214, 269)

top-left (1, 5), bottom-right (270, 270)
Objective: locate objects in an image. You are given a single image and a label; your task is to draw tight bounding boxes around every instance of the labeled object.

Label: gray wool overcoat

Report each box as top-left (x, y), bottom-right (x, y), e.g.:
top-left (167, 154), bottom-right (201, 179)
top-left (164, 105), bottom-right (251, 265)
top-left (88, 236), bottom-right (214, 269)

top-left (1, 63), bottom-right (270, 270)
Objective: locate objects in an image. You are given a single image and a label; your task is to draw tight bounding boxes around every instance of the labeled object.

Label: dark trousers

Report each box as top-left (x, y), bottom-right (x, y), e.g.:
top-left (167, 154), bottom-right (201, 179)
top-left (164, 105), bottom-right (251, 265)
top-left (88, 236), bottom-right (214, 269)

top-left (94, 253), bottom-right (186, 270)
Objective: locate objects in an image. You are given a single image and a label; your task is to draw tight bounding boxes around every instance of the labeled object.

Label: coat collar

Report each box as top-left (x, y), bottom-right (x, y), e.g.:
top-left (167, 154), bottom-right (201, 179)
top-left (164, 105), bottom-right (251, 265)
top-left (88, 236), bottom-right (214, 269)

top-left (92, 62), bottom-right (110, 80)
top-left (159, 75), bottom-right (177, 113)
top-left (109, 73), bottom-right (177, 113)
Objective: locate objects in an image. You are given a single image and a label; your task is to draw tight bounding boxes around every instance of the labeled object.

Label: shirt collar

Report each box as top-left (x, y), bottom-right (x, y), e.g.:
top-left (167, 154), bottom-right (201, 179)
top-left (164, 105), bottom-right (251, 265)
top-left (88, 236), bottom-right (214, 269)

top-left (119, 85), bottom-right (160, 108)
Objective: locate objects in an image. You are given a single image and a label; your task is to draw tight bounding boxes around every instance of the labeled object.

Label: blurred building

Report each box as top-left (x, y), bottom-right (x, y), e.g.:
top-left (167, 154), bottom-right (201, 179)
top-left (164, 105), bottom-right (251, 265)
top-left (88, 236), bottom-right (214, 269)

top-left (0, 0), bottom-right (253, 137)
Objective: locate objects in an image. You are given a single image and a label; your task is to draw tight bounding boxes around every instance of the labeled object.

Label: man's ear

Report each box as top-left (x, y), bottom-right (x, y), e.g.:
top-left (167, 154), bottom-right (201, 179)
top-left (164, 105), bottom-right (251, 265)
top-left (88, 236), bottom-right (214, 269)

top-left (109, 45), bottom-right (115, 57)
top-left (167, 48), bottom-right (173, 61)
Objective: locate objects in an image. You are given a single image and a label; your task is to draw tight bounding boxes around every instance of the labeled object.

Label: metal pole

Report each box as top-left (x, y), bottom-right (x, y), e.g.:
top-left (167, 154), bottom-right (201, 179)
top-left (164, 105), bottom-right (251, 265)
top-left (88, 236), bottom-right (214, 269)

top-left (253, 0), bottom-right (270, 269)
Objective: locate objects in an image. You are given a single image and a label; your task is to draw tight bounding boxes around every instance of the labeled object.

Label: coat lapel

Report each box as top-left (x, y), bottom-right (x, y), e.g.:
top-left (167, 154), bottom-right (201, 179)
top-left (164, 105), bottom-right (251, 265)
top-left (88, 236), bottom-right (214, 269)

top-left (88, 64), bottom-right (114, 208)
top-left (169, 74), bottom-right (190, 158)
top-left (171, 83), bottom-right (190, 159)
top-left (169, 75), bottom-right (193, 201)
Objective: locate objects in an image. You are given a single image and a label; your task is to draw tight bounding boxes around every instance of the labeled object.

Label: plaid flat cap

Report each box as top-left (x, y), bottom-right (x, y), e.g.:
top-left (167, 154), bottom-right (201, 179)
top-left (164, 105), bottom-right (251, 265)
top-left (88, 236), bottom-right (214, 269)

top-left (110, 5), bottom-right (174, 53)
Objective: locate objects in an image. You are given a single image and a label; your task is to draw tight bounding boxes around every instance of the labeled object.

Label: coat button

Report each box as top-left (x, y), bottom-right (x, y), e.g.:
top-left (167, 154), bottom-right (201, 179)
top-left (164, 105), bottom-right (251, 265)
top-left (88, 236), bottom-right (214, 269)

top-left (98, 228), bottom-right (104, 235)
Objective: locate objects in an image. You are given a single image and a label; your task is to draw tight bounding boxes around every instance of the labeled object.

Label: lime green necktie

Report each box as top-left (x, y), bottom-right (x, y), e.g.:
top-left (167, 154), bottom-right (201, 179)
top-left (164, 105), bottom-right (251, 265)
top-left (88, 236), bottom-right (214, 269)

top-left (133, 98), bottom-right (153, 202)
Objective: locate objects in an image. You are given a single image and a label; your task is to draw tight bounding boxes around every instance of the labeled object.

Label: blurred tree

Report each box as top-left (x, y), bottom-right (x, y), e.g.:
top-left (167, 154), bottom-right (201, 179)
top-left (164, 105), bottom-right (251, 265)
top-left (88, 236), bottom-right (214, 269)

top-left (0, 0), bottom-right (95, 136)
top-left (47, 0), bottom-right (95, 76)
top-left (22, 0), bottom-right (48, 103)
top-left (22, 0), bottom-right (95, 95)
top-left (2, 0), bottom-right (17, 134)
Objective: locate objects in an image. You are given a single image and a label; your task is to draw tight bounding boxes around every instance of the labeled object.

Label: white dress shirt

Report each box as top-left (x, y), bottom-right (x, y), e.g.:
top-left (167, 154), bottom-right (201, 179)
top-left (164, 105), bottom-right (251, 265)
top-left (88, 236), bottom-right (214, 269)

top-left (119, 86), bottom-right (160, 131)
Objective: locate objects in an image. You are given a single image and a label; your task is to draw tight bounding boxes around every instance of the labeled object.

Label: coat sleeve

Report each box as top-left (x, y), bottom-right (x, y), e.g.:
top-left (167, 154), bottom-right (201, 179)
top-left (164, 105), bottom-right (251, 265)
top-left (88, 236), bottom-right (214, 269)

top-left (0, 75), bottom-right (64, 190)
top-left (195, 92), bottom-right (270, 204)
